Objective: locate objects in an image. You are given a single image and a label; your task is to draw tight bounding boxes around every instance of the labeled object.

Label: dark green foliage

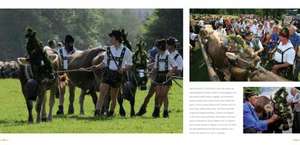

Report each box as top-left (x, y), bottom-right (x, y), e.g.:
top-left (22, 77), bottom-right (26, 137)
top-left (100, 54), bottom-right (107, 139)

top-left (0, 9), bottom-right (149, 60)
top-left (273, 87), bottom-right (292, 120)
top-left (142, 9), bottom-right (183, 50)
top-left (190, 9), bottom-right (291, 20)
top-left (132, 37), bottom-right (148, 69)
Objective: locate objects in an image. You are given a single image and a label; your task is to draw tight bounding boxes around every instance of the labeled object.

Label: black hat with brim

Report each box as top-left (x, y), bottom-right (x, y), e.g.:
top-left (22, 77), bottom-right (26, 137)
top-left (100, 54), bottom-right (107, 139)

top-left (167, 37), bottom-right (177, 46)
top-left (244, 88), bottom-right (258, 100)
top-left (109, 30), bottom-right (122, 40)
top-left (157, 39), bottom-right (167, 50)
top-left (65, 35), bottom-right (74, 43)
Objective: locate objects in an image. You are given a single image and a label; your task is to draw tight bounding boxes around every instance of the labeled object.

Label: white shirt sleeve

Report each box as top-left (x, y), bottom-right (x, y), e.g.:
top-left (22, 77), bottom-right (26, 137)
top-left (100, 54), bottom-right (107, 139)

top-left (102, 51), bottom-right (108, 67)
top-left (293, 93), bottom-right (300, 103)
top-left (153, 54), bottom-right (158, 69)
top-left (287, 94), bottom-right (294, 103)
top-left (176, 55), bottom-right (183, 70)
top-left (123, 48), bottom-right (133, 68)
top-left (168, 55), bottom-right (176, 71)
top-left (258, 40), bottom-right (263, 49)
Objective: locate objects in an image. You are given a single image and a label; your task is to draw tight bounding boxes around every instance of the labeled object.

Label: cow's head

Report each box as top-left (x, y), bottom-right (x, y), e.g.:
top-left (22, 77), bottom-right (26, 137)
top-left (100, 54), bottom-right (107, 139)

top-left (25, 28), bottom-right (44, 56)
top-left (255, 96), bottom-right (274, 119)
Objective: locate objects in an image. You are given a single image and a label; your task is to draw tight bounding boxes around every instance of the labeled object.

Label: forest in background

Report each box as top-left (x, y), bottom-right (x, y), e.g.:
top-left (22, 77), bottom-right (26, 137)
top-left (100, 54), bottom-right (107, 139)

top-left (0, 9), bottom-right (183, 60)
top-left (190, 9), bottom-right (300, 19)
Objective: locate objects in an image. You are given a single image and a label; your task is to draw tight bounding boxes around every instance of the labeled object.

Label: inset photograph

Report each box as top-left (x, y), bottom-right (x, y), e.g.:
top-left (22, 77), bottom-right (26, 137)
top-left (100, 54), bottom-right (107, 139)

top-left (190, 9), bottom-right (300, 81)
top-left (243, 87), bottom-right (300, 133)
top-left (0, 9), bottom-right (183, 133)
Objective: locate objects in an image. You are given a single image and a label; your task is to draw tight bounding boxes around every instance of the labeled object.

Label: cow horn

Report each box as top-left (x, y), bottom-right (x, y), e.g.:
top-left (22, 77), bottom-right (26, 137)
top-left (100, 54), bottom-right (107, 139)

top-left (264, 104), bottom-right (274, 113)
top-left (17, 57), bottom-right (30, 65)
top-left (225, 52), bottom-right (238, 60)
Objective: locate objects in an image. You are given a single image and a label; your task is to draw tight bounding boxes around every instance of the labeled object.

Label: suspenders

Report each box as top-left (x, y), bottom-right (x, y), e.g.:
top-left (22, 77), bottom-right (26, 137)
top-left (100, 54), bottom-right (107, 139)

top-left (276, 47), bottom-right (293, 63)
top-left (156, 54), bottom-right (169, 72)
top-left (107, 47), bottom-right (126, 70)
top-left (174, 53), bottom-right (179, 61)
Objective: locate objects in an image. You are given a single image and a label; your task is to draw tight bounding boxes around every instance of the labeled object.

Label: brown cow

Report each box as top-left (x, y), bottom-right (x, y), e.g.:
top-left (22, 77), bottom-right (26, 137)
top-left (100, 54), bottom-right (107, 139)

top-left (199, 26), bottom-right (287, 81)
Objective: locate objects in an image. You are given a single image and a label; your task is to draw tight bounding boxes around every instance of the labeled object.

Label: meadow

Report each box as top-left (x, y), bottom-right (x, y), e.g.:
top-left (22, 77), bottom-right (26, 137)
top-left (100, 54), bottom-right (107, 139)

top-left (0, 79), bottom-right (182, 133)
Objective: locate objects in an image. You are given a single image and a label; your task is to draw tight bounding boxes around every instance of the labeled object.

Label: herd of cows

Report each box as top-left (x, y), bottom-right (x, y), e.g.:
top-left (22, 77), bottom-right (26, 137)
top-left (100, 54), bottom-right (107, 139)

top-left (192, 22), bottom-right (289, 81)
top-left (2, 30), bottom-right (153, 124)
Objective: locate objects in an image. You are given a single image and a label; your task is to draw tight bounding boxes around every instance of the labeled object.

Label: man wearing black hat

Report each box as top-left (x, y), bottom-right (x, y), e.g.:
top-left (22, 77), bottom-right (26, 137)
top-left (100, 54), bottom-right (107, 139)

top-left (244, 32), bottom-right (264, 56)
top-left (58, 35), bottom-right (78, 70)
top-left (95, 29), bottom-right (133, 117)
top-left (271, 27), bottom-right (295, 79)
top-left (56, 34), bottom-right (78, 115)
top-left (151, 39), bottom-right (176, 118)
top-left (167, 37), bottom-right (183, 76)
top-left (243, 88), bottom-right (278, 133)
top-left (164, 37), bottom-right (182, 117)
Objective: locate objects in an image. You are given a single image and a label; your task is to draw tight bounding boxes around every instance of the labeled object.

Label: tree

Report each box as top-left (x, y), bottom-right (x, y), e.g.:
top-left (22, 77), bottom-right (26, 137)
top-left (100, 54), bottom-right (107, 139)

top-left (0, 9), bottom-right (150, 60)
top-left (142, 9), bottom-right (183, 50)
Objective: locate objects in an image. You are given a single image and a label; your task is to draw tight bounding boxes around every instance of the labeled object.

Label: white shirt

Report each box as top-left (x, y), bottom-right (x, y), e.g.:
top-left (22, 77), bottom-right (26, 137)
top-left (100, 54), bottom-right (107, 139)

top-left (215, 28), bottom-right (227, 43)
top-left (190, 33), bottom-right (198, 41)
top-left (250, 24), bottom-right (258, 35)
top-left (103, 44), bottom-right (133, 71)
top-left (287, 93), bottom-right (300, 112)
top-left (58, 47), bottom-right (78, 69)
top-left (169, 50), bottom-right (183, 71)
top-left (257, 29), bottom-right (264, 38)
top-left (154, 50), bottom-right (176, 72)
top-left (273, 41), bottom-right (295, 65)
top-left (249, 39), bottom-right (263, 51)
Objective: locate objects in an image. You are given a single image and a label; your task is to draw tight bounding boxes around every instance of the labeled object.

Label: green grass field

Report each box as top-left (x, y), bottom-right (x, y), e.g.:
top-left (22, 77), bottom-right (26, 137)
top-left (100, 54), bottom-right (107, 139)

top-left (0, 79), bottom-right (182, 133)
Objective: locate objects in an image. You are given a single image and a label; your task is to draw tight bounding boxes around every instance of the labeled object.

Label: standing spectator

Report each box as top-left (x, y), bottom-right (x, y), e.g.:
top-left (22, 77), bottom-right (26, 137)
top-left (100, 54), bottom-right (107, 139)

top-left (215, 22), bottom-right (227, 44)
top-left (269, 25), bottom-right (280, 49)
top-left (271, 27), bottom-right (295, 79)
top-left (250, 19), bottom-right (258, 35)
top-left (289, 25), bottom-right (300, 80)
top-left (288, 88), bottom-right (300, 133)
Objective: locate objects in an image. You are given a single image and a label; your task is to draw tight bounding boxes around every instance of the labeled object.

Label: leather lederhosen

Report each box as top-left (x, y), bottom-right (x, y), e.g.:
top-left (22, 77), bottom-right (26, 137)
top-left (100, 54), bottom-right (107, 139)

top-left (155, 54), bottom-right (172, 86)
top-left (102, 47), bottom-right (126, 88)
top-left (273, 47), bottom-right (294, 79)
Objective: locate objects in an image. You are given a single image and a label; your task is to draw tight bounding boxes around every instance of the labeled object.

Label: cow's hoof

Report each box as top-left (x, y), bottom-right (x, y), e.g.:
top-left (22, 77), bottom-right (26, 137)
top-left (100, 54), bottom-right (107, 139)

top-left (48, 116), bottom-right (52, 122)
top-left (94, 110), bottom-right (101, 117)
top-left (80, 111), bottom-right (85, 116)
top-left (120, 109), bottom-right (126, 117)
top-left (56, 105), bottom-right (64, 115)
top-left (136, 107), bottom-right (146, 116)
top-left (130, 112), bottom-right (135, 117)
top-left (56, 110), bottom-right (64, 115)
top-left (152, 107), bottom-right (160, 118)
top-left (68, 105), bottom-right (74, 114)
top-left (107, 111), bottom-right (114, 117)
top-left (28, 118), bottom-right (34, 124)
top-left (163, 110), bottom-right (169, 118)
top-left (42, 117), bottom-right (47, 122)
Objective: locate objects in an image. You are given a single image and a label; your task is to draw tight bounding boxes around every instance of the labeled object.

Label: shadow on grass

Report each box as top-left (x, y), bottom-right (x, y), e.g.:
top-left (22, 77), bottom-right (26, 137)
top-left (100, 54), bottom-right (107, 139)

top-left (0, 119), bottom-right (28, 128)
